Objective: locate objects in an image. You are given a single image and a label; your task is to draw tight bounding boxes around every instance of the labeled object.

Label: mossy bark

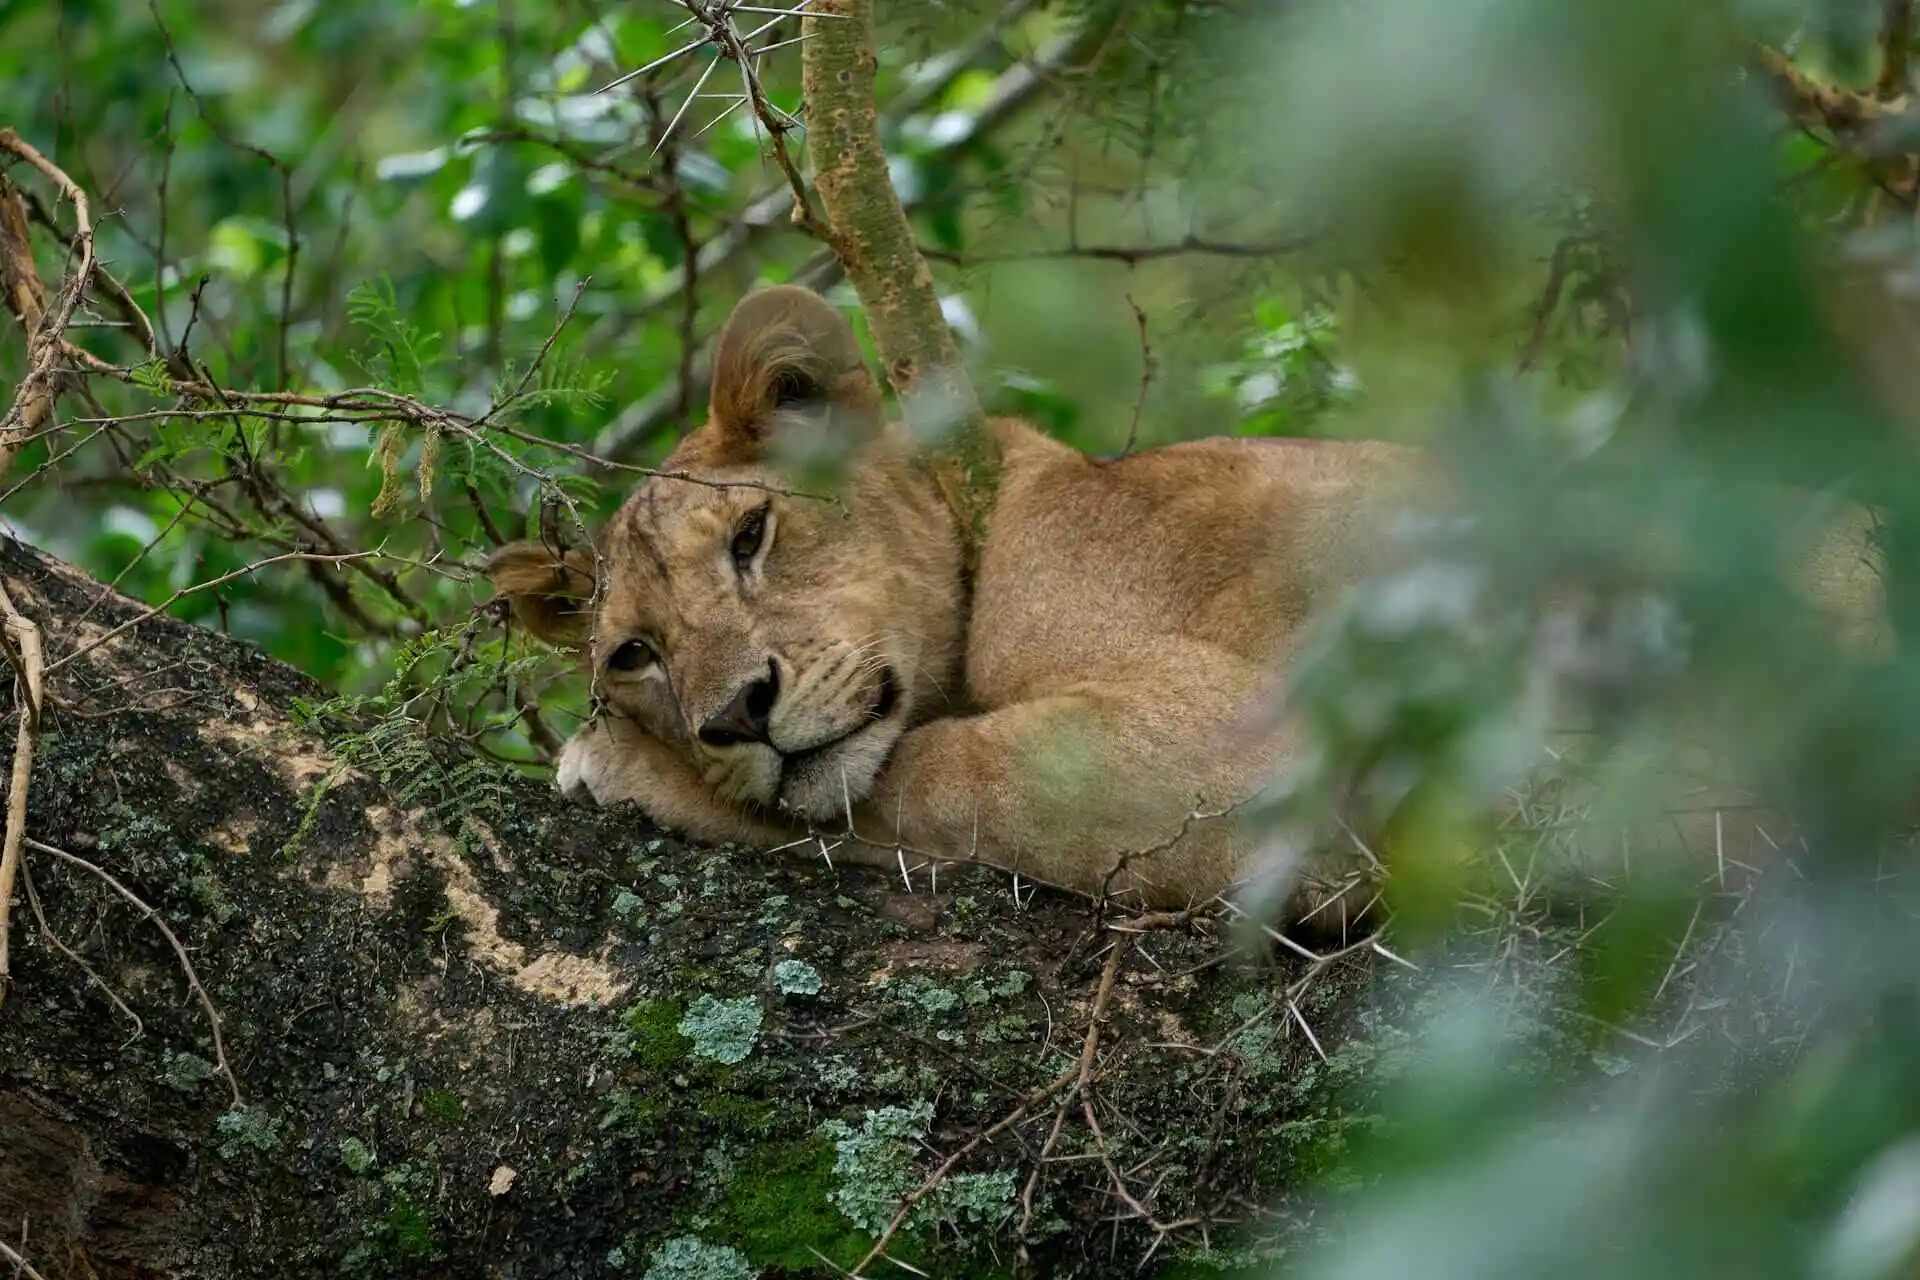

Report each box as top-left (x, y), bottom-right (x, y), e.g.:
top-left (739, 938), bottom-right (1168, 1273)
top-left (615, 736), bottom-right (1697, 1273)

top-left (0, 537), bottom-right (1381, 1278)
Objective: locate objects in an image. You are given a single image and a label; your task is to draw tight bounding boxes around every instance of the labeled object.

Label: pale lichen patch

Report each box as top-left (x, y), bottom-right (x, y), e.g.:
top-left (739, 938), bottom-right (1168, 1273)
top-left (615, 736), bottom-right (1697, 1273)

top-left (312, 801), bottom-right (628, 1007)
top-left (195, 712), bottom-right (337, 790)
top-left (432, 835), bottom-right (627, 1007)
top-left (867, 939), bottom-right (984, 986)
top-left (318, 804), bottom-right (408, 907)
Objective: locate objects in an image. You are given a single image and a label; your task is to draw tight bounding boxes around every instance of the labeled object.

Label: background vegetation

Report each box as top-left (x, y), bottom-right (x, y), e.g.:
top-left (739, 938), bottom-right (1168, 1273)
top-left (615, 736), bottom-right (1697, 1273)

top-left (6, 0), bottom-right (1920, 1275)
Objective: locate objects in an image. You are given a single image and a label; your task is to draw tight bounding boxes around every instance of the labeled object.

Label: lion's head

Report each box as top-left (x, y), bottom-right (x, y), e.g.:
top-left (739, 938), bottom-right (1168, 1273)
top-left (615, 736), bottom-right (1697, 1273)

top-left (488, 285), bottom-right (967, 822)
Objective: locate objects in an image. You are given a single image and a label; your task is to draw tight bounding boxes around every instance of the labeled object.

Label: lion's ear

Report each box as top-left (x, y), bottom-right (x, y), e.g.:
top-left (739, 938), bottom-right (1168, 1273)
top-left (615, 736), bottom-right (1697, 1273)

top-left (486, 541), bottom-right (597, 647)
top-left (703, 284), bottom-right (884, 465)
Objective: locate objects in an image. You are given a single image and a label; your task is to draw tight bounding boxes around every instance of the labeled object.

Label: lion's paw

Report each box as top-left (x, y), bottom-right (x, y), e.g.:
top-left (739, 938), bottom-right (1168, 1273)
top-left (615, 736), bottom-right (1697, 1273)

top-left (555, 725), bottom-right (615, 805)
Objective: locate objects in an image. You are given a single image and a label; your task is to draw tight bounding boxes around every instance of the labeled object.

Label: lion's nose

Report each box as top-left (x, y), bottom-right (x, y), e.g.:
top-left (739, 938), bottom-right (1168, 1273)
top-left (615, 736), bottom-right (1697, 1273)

top-left (697, 661), bottom-right (779, 748)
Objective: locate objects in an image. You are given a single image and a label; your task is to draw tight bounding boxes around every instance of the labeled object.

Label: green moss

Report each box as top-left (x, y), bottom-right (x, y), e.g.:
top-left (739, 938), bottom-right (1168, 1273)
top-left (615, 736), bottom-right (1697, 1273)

top-left (1154, 1249), bottom-right (1288, 1279)
top-left (601, 1086), bottom-right (674, 1133)
top-left (623, 999), bottom-right (689, 1070)
top-left (696, 1094), bottom-right (780, 1137)
top-left (384, 1195), bottom-right (437, 1261)
top-left (708, 1137), bottom-right (888, 1273)
top-left (420, 1089), bottom-right (466, 1124)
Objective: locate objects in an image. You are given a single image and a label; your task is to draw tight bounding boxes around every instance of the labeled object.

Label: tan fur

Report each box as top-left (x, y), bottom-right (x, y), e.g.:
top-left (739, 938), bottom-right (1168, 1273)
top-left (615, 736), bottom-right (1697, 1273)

top-left (490, 285), bottom-right (1891, 926)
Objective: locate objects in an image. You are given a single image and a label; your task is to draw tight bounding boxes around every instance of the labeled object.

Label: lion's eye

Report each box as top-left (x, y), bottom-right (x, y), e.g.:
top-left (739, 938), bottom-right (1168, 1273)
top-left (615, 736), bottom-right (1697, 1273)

top-left (605, 639), bottom-right (656, 673)
top-left (730, 506), bottom-right (770, 572)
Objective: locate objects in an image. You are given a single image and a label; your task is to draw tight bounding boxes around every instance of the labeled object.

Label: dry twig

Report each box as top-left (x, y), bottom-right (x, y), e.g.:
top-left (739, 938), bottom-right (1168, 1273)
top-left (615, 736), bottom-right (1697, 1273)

top-left (0, 576), bottom-right (43, 1009)
top-left (0, 129), bottom-right (94, 477)
top-left (0, 1238), bottom-right (51, 1280)
top-left (852, 908), bottom-right (1202, 1275)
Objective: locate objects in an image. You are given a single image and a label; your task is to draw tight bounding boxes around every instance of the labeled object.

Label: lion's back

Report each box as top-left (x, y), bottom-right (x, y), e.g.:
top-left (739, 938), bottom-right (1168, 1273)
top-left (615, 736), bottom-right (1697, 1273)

top-left (966, 422), bottom-right (1424, 700)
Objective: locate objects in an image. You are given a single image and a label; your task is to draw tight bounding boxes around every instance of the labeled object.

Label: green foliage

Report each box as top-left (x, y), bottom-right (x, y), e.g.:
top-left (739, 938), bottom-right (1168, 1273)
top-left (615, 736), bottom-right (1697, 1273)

top-left (1201, 299), bottom-right (1359, 439)
top-left (380, 1196), bottom-right (437, 1263)
top-left (289, 623), bottom-right (538, 811)
top-left (490, 351), bottom-right (615, 419)
top-left (345, 279), bottom-right (442, 396)
top-left (622, 999), bottom-right (690, 1071)
top-left (419, 1090), bottom-right (466, 1124)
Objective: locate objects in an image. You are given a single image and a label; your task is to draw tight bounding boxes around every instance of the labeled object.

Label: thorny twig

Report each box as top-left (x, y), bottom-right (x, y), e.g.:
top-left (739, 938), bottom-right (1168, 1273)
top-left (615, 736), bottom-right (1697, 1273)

top-left (43, 549), bottom-right (383, 676)
top-left (852, 908), bottom-right (1202, 1276)
top-left (597, 0), bottom-right (832, 235)
top-left (1015, 934), bottom-right (1129, 1242)
top-left (843, 1061), bottom-right (1080, 1277)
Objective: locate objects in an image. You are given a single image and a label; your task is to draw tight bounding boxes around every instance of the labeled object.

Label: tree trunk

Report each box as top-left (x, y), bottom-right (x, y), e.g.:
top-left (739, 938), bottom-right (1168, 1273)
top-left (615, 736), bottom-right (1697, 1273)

top-left (802, 0), bottom-right (998, 558)
top-left (0, 536), bottom-right (1376, 1279)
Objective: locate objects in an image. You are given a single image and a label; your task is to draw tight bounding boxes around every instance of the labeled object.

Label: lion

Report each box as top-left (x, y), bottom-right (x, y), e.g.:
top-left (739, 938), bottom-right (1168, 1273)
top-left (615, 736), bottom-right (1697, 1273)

top-left (488, 284), bottom-right (1892, 930)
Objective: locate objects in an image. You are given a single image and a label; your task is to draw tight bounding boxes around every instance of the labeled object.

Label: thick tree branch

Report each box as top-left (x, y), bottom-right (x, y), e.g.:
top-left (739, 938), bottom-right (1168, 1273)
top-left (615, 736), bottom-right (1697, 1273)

top-left (1754, 41), bottom-right (1920, 213)
top-left (802, 0), bottom-right (994, 545)
top-left (0, 537), bottom-right (1354, 1275)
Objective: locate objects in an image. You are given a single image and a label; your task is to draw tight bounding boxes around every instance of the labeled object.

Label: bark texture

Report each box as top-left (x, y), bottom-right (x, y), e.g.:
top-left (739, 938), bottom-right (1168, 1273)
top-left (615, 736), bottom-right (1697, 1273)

top-left (801, 0), bottom-right (998, 552)
top-left (0, 536), bottom-right (1379, 1279)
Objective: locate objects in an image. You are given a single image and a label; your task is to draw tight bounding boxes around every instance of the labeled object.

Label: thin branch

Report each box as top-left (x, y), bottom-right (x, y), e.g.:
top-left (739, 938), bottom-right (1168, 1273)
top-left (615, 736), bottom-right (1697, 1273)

top-left (1122, 293), bottom-right (1152, 455)
top-left (44, 550), bottom-right (380, 675)
top-left (920, 235), bottom-right (1315, 268)
top-left (21, 857), bottom-right (146, 1043)
top-left (0, 577), bottom-right (44, 1009)
top-left (1517, 233), bottom-right (1589, 375)
top-left (0, 1239), bottom-right (50, 1280)
top-left (0, 129), bottom-right (95, 479)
